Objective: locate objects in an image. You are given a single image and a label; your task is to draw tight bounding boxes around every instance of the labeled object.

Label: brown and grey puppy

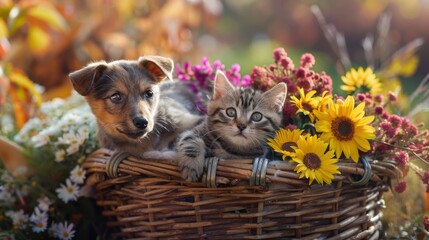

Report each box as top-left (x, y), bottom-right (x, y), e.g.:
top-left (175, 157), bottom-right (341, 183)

top-left (69, 56), bottom-right (202, 158)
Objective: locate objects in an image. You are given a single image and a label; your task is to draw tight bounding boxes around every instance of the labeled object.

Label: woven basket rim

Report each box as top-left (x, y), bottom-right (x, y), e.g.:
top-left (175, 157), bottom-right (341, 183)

top-left (83, 148), bottom-right (401, 189)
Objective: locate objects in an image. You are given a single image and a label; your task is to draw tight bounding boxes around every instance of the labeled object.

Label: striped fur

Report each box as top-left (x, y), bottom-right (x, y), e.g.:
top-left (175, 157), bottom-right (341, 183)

top-left (177, 71), bottom-right (287, 181)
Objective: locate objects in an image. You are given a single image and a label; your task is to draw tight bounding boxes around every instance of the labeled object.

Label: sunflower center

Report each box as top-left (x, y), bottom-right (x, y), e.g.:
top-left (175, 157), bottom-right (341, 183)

top-left (302, 102), bottom-right (313, 112)
top-left (281, 142), bottom-right (297, 152)
top-left (332, 117), bottom-right (355, 141)
top-left (303, 153), bottom-right (321, 170)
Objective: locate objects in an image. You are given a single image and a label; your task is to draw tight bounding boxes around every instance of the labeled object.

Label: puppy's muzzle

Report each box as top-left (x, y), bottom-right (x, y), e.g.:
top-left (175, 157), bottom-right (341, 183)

top-left (133, 117), bottom-right (148, 130)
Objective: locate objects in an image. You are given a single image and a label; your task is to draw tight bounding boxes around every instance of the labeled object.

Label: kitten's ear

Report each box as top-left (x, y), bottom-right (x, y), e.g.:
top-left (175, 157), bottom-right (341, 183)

top-left (69, 61), bottom-right (108, 96)
top-left (263, 82), bottom-right (288, 112)
top-left (213, 71), bottom-right (234, 100)
top-left (138, 55), bottom-right (174, 83)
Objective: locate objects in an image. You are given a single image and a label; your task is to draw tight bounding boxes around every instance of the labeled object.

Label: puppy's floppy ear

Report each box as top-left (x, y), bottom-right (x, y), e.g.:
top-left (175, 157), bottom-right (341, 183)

top-left (69, 61), bottom-right (108, 96)
top-left (138, 56), bottom-right (174, 82)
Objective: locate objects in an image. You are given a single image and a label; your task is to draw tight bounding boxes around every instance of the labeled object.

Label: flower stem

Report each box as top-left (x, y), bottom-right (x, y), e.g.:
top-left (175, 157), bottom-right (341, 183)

top-left (372, 139), bottom-right (429, 166)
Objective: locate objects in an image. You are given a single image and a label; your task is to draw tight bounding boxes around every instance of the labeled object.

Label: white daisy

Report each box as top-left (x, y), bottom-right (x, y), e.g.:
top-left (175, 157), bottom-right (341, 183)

top-left (40, 125), bottom-right (61, 137)
top-left (30, 207), bottom-right (48, 233)
top-left (55, 179), bottom-right (79, 203)
top-left (62, 113), bottom-right (80, 126)
top-left (0, 186), bottom-right (15, 204)
top-left (66, 144), bottom-right (80, 155)
top-left (6, 209), bottom-right (29, 228)
top-left (40, 98), bottom-right (65, 115)
top-left (57, 132), bottom-right (75, 145)
top-left (78, 125), bottom-right (90, 140)
top-left (37, 196), bottom-right (52, 212)
top-left (55, 149), bottom-right (66, 162)
top-left (14, 118), bottom-right (43, 143)
top-left (51, 221), bottom-right (75, 240)
top-left (31, 133), bottom-right (50, 148)
top-left (70, 165), bottom-right (86, 184)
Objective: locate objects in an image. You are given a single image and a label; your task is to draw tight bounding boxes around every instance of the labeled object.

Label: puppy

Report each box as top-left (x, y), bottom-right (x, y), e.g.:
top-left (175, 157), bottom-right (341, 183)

top-left (69, 56), bottom-right (202, 158)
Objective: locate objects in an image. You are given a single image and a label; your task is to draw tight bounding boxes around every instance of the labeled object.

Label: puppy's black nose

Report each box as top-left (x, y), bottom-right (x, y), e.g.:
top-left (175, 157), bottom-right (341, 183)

top-left (133, 117), bottom-right (148, 129)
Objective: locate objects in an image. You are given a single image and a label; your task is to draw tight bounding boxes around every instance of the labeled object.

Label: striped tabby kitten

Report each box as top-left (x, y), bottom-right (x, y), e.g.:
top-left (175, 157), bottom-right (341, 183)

top-left (176, 71), bottom-right (287, 181)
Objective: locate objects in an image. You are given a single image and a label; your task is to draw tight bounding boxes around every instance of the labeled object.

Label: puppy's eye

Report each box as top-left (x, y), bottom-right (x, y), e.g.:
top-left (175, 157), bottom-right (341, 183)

top-left (110, 93), bottom-right (123, 104)
top-left (251, 112), bottom-right (263, 122)
top-left (225, 107), bottom-right (236, 117)
top-left (143, 90), bottom-right (154, 99)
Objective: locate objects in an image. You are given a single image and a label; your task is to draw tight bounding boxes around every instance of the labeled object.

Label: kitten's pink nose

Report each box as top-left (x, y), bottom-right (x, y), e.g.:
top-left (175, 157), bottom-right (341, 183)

top-left (237, 123), bottom-right (246, 132)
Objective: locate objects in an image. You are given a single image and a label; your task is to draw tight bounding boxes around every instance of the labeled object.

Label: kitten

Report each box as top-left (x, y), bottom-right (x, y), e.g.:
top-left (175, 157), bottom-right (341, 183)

top-left (176, 71), bottom-right (287, 181)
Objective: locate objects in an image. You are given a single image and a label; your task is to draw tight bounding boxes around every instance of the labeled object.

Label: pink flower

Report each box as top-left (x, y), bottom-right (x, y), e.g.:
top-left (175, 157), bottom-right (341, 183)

top-left (294, 67), bottom-right (307, 79)
top-left (395, 151), bottom-right (409, 168)
top-left (374, 94), bottom-right (383, 103)
top-left (394, 181), bottom-right (407, 193)
top-left (380, 122), bottom-right (397, 138)
top-left (423, 215), bottom-right (429, 232)
top-left (381, 112), bottom-right (390, 119)
top-left (389, 115), bottom-right (402, 128)
top-left (374, 106), bottom-right (384, 115)
top-left (251, 66), bottom-right (265, 79)
top-left (388, 91), bottom-right (397, 101)
top-left (297, 78), bottom-right (313, 92)
top-left (273, 48), bottom-right (287, 63)
top-left (300, 53), bottom-right (315, 68)
top-left (357, 93), bottom-right (366, 101)
top-left (422, 171), bottom-right (429, 184)
top-left (406, 125), bottom-right (418, 137)
top-left (279, 57), bottom-right (294, 70)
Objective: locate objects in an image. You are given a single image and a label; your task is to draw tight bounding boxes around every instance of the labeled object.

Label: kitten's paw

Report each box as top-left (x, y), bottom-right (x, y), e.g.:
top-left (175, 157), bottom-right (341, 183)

top-left (142, 150), bottom-right (177, 160)
top-left (178, 159), bottom-right (204, 182)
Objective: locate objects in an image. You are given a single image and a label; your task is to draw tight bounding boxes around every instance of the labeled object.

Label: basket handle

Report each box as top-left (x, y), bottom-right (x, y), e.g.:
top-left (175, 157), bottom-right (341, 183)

top-left (205, 157), bottom-right (219, 188)
top-left (349, 156), bottom-right (372, 185)
top-left (250, 157), bottom-right (269, 186)
top-left (204, 157), bottom-right (269, 188)
top-left (106, 151), bottom-right (132, 178)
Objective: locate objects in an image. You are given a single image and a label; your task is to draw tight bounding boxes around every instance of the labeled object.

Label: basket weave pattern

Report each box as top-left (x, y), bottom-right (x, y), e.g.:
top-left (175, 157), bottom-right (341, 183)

top-left (84, 148), bottom-right (400, 239)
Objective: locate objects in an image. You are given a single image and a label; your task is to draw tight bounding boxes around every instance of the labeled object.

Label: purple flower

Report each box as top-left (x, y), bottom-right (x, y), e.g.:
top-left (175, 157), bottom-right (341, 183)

top-left (241, 75), bottom-right (252, 87)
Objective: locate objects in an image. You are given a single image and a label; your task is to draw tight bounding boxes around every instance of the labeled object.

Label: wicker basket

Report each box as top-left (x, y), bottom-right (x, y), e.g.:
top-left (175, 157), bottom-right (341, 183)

top-left (83, 148), bottom-right (401, 240)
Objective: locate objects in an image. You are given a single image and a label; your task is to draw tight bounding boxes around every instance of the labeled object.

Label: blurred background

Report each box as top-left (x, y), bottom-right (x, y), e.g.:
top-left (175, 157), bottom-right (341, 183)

top-left (1, 0), bottom-right (428, 98)
top-left (1, 0), bottom-right (429, 238)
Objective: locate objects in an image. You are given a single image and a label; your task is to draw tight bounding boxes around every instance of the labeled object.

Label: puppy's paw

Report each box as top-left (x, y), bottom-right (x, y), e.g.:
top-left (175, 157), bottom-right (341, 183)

top-left (178, 158), bottom-right (205, 182)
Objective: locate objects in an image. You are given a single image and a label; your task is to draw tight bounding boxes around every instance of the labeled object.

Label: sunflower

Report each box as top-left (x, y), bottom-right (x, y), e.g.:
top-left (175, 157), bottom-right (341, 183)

top-left (314, 96), bottom-right (375, 162)
top-left (290, 88), bottom-right (319, 122)
top-left (316, 91), bottom-right (332, 112)
top-left (291, 135), bottom-right (340, 185)
top-left (267, 128), bottom-right (304, 160)
top-left (341, 67), bottom-right (382, 95)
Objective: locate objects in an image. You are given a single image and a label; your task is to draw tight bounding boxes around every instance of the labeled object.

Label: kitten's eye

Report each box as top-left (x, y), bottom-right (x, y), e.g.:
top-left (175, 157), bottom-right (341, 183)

top-left (143, 90), bottom-right (154, 99)
top-left (110, 93), bottom-right (123, 104)
top-left (225, 107), bottom-right (236, 117)
top-left (251, 112), bottom-right (263, 122)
